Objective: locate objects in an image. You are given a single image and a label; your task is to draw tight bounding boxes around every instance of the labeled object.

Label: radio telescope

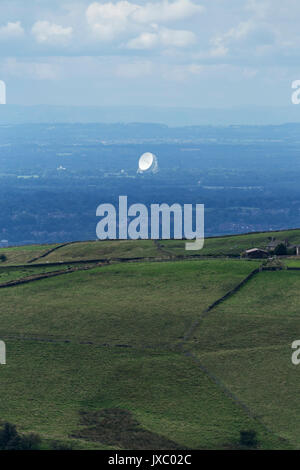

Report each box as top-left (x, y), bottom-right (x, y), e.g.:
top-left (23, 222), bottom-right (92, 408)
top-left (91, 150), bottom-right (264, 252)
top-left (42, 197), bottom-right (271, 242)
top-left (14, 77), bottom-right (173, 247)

top-left (137, 152), bottom-right (158, 174)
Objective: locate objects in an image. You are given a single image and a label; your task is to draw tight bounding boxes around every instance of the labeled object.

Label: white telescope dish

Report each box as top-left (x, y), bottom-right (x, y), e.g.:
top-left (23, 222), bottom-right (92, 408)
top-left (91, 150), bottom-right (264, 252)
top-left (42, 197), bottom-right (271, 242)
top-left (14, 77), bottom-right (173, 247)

top-left (137, 152), bottom-right (158, 174)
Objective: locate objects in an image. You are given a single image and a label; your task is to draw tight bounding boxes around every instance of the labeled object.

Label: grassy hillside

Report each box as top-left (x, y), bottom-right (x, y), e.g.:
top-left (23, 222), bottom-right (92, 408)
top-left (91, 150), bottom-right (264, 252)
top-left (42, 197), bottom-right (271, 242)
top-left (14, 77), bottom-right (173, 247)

top-left (162, 228), bottom-right (300, 257)
top-left (1, 227), bottom-right (300, 266)
top-left (0, 260), bottom-right (257, 346)
top-left (1, 340), bottom-right (283, 450)
top-left (31, 240), bottom-right (166, 264)
top-left (0, 230), bottom-right (298, 449)
top-left (0, 244), bottom-right (62, 265)
top-left (187, 270), bottom-right (300, 448)
top-left (0, 265), bottom-right (78, 284)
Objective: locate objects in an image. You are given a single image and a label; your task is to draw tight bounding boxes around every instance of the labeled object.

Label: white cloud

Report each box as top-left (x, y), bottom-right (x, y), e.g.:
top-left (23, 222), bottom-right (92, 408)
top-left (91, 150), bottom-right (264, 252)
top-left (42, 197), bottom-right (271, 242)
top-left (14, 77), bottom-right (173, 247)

top-left (116, 60), bottom-right (207, 81)
top-left (0, 21), bottom-right (24, 39)
top-left (209, 44), bottom-right (228, 58)
top-left (86, 0), bottom-right (203, 41)
top-left (131, 0), bottom-right (204, 23)
top-left (127, 27), bottom-right (196, 49)
top-left (160, 28), bottom-right (196, 47)
top-left (127, 32), bottom-right (158, 49)
top-left (210, 20), bottom-right (276, 59)
top-left (86, 1), bottom-right (139, 41)
top-left (31, 21), bottom-right (73, 45)
top-left (2, 58), bottom-right (60, 80)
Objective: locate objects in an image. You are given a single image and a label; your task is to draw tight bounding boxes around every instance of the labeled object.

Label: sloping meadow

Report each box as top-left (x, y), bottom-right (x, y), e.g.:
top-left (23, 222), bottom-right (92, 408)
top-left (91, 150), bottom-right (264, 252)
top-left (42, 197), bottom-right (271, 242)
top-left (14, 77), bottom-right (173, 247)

top-left (0, 258), bottom-right (283, 449)
top-left (187, 270), bottom-right (300, 448)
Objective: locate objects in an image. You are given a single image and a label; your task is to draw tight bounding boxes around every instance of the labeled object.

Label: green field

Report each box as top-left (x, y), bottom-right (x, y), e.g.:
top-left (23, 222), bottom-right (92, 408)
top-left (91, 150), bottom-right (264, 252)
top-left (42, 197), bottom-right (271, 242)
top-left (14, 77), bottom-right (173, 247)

top-left (0, 265), bottom-right (78, 285)
top-left (0, 232), bottom-right (299, 449)
top-left (31, 240), bottom-right (167, 263)
top-left (0, 244), bottom-right (59, 265)
top-left (187, 270), bottom-right (300, 448)
top-left (163, 228), bottom-right (300, 257)
top-left (0, 260), bottom-right (258, 345)
top-left (1, 228), bottom-right (300, 266)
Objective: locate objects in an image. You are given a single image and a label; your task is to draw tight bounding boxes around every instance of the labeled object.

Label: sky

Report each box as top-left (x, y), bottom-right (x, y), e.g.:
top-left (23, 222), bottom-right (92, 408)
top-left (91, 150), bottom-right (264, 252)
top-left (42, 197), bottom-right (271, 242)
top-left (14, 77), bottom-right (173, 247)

top-left (0, 0), bottom-right (300, 108)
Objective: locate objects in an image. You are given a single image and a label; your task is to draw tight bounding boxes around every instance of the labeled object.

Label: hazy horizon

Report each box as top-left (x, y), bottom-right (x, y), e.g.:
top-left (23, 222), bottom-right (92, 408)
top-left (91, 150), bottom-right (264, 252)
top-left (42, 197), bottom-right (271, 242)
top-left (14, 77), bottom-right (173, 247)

top-left (2, 103), bottom-right (300, 126)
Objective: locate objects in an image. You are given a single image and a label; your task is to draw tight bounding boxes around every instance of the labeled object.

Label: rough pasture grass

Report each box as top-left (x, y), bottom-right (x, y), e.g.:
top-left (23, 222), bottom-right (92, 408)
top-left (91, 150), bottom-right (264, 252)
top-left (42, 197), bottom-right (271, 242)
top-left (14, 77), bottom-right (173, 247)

top-left (163, 229), bottom-right (300, 257)
top-left (0, 244), bottom-right (59, 265)
top-left (34, 240), bottom-right (164, 263)
top-left (0, 260), bottom-right (258, 347)
top-left (189, 270), bottom-right (300, 448)
top-left (0, 265), bottom-right (74, 284)
top-left (0, 340), bottom-right (285, 449)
